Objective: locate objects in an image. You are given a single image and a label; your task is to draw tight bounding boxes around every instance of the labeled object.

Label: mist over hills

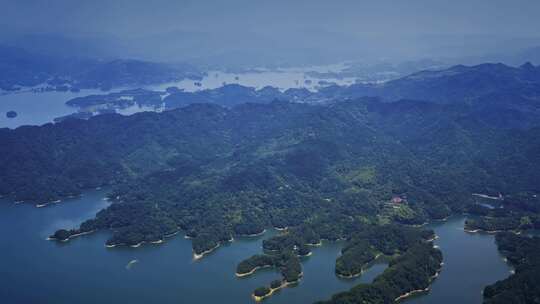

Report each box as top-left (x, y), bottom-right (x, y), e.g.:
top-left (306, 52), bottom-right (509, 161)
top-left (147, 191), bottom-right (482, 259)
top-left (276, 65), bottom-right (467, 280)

top-left (2, 1), bottom-right (540, 303)
top-left (2, 59), bottom-right (540, 228)
top-left (3, 0), bottom-right (540, 68)
top-left (0, 44), bottom-right (202, 91)
top-left (58, 61), bottom-right (540, 131)
top-left (2, 30), bottom-right (540, 69)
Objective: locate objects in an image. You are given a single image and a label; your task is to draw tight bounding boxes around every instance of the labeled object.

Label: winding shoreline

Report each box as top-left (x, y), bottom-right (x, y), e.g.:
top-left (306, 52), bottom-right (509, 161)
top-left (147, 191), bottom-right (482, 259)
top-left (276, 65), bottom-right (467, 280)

top-left (47, 230), bottom-right (95, 242)
top-left (337, 271), bottom-right (362, 279)
top-left (336, 253), bottom-right (383, 279)
top-left (235, 265), bottom-right (272, 278)
top-left (394, 287), bottom-right (430, 302)
top-left (193, 243), bottom-right (220, 260)
top-left (472, 193), bottom-right (502, 200)
top-left (394, 264), bottom-right (443, 302)
top-left (298, 251), bottom-right (313, 257)
top-left (426, 235), bottom-right (439, 242)
top-left (36, 199), bottom-right (62, 208)
top-left (104, 229), bottom-right (181, 248)
top-left (464, 227), bottom-right (519, 235)
top-left (252, 282), bottom-right (286, 302)
top-left (252, 275), bottom-right (303, 302)
top-left (164, 230), bottom-right (181, 238)
top-left (238, 229), bottom-right (267, 237)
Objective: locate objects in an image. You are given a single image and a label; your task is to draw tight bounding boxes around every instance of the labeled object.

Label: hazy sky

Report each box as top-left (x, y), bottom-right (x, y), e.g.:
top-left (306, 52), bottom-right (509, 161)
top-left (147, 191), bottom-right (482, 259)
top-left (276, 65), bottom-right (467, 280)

top-left (2, 0), bottom-right (539, 65)
top-left (3, 0), bottom-right (540, 38)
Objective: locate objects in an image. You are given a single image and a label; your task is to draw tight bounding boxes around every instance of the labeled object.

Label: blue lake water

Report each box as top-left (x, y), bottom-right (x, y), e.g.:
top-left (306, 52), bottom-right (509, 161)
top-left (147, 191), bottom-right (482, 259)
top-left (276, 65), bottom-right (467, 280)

top-left (0, 89), bottom-right (103, 129)
top-left (0, 189), bottom-right (514, 304)
top-left (0, 65), bottom-right (355, 129)
top-left (0, 189), bottom-right (387, 304)
top-left (405, 217), bottom-right (512, 304)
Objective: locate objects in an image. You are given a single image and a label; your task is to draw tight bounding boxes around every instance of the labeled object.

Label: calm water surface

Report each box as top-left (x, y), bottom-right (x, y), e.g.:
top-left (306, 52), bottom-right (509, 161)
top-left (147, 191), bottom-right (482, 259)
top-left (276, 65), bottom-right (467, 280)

top-left (0, 65), bottom-right (355, 129)
top-left (405, 217), bottom-right (512, 304)
top-left (0, 89), bottom-right (104, 128)
top-left (0, 191), bottom-right (514, 304)
top-left (0, 189), bottom-right (385, 304)
top-left (148, 66), bottom-right (356, 92)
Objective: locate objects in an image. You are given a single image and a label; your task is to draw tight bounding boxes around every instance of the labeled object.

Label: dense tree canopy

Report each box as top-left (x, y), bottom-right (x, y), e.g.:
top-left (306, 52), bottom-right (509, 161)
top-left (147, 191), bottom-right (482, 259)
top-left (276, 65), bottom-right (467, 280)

top-left (0, 98), bottom-right (538, 254)
top-left (483, 233), bottom-right (540, 304)
top-left (317, 242), bottom-right (442, 304)
top-left (1, 63), bottom-right (540, 302)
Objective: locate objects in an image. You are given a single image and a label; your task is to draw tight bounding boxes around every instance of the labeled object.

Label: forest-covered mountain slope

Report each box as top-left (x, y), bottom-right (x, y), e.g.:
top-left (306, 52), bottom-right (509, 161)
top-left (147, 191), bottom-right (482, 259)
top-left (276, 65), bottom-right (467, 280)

top-left (1, 98), bottom-right (539, 252)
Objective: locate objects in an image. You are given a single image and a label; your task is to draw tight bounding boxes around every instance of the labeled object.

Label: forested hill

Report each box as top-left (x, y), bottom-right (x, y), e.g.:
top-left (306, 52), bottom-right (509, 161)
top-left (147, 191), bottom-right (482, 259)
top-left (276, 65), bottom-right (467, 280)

top-left (1, 99), bottom-right (537, 203)
top-left (60, 62), bottom-right (540, 131)
top-left (483, 233), bottom-right (540, 304)
top-left (1, 98), bottom-right (539, 247)
top-left (339, 62), bottom-right (540, 105)
top-left (0, 44), bottom-right (202, 91)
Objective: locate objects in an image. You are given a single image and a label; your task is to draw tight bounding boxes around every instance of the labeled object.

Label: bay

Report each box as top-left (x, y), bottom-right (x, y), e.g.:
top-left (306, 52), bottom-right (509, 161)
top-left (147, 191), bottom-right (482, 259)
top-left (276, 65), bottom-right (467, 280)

top-left (0, 189), bottom-right (384, 304)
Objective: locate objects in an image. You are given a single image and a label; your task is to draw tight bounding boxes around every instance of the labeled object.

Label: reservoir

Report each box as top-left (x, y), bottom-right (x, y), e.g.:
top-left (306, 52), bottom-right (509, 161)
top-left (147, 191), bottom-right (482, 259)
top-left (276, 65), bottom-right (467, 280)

top-left (0, 189), bottom-right (383, 304)
top-left (0, 65), bottom-right (354, 129)
top-left (0, 190), bottom-right (512, 304)
top-left (0, 89), bottom-right (103, 129)
top-left (406, 217), bottom-right (512, 304)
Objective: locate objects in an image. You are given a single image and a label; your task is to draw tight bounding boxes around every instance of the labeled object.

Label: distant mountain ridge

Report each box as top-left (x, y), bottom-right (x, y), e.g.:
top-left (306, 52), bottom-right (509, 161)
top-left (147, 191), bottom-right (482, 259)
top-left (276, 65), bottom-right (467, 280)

top-left (0, 44), bottom-right (202, 91)
top-left (1, 61), bottom-right (540, 303)
top-left (59, 62), bottom-right (540, 130)
top-left (365, 62), bottom-right (540, 103)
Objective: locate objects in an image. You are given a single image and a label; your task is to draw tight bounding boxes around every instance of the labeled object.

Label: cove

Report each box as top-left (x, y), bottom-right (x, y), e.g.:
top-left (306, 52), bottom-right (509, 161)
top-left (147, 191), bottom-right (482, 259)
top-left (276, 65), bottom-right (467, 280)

top-left (0, 64), bottom-right (354, 129)
top-left (0, 191), bottom-right (513, 304)
top-left (404, 217), bottom-right (513, 304)
top-left (0, 89), bottom-right (103, 128)
top-left (0, 189), bottom-right (383, 304)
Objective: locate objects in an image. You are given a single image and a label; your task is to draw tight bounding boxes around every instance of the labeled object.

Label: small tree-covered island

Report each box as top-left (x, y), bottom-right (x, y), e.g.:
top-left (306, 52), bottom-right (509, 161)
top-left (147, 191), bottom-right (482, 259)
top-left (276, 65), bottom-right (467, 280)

top-left (6, 110), bottom-right (18, 118)
top-left (2, 62), bottom-right (540, 303)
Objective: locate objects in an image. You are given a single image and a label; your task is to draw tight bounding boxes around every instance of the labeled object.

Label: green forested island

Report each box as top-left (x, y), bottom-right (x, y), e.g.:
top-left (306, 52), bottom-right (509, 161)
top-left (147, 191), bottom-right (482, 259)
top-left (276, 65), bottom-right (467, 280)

top-left (239, 223), bottom-right (438, 301)
top-left (3, 0), bottom-right (540, 301)
top-left (318, 242), bottom-right (442, 304)
top-left (1, 63), bottom-right (540, 302)
top-left (4, 99), bottom-right (539, 249)
top-left (6, 110), bottom-right (18, 118)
